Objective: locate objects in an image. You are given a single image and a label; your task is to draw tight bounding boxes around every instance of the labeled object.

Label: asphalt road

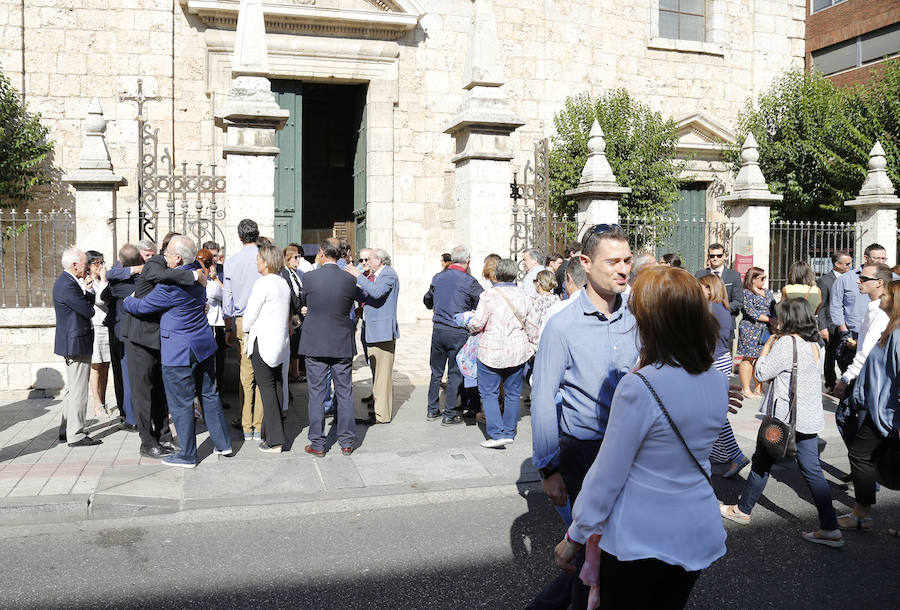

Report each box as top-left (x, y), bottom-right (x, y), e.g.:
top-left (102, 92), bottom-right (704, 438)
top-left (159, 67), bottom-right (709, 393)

top-left (1, 480), bottom-right (898, 609)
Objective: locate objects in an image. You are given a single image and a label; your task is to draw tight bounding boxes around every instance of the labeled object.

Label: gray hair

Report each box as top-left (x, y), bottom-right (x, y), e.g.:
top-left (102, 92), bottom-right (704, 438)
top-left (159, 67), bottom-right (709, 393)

top-left (371, 248), bottom-right (390, 265)
top-left (566, 257), bottom-right (587, 288)
top-left (61, 247), bottom-right (84, 269)
top-left (525, 248), bottom-right (545, 265)
top-left (450, 245), bottom-right (469, 264)
top-left (632, 252), bottom-right (657, 276)
top-left (136, 239), bottom-right (157, 253)
top-left (167, 236), bottom-right (197, 264)
top-left (495, 258), bottom-right (519, 283)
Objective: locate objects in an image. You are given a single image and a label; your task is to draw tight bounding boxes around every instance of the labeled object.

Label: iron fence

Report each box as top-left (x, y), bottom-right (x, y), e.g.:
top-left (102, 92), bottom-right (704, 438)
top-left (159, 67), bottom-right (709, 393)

top-left (0, 208), bottom-right (75, 308)
top-left (619, 216), bottom-right (738, 274)
top-left (769, 220), bottom-right (859, 292)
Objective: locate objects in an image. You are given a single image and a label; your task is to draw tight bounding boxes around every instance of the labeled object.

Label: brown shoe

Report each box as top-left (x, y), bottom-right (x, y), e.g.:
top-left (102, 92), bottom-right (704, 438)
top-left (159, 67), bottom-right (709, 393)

top-left (304, 444), bottom-right (325, 458)
top-left (341, 446), bottom-right (354, 456)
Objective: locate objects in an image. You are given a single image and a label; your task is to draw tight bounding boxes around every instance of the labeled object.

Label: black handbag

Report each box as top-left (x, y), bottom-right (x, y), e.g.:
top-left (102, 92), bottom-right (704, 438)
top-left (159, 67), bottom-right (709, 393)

top-left (834, 378), bottom-right (863, 447)
top-left (757, 337), bottom-right (798, 459)
top-left (874, 438), bottom-right (900, 490)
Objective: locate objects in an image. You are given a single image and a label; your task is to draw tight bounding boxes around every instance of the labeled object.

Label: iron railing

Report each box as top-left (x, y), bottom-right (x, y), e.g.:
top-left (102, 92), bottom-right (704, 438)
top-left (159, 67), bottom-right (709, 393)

top-left (0, 208), bottom-right (75, 307)
top-left (619, 216), bottom-right (738, 274)
top-left (769, 220), bottom-right (859, 292)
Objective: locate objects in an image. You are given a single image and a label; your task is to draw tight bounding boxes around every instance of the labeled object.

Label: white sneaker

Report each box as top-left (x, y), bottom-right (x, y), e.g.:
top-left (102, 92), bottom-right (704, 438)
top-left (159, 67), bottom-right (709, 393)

top-left (213, 448), bottom-right (232, 456)
top-left (480, 438), bottom-right (512, 449)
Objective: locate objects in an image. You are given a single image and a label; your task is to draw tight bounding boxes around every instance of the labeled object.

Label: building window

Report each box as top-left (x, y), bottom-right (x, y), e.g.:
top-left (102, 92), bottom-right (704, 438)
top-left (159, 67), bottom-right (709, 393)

top-left (812, 23), bottom-right (900, 76)
top-left (659, 0), bottom-right (705, 42)
top-left (811, 0), bottom-right (847, 14)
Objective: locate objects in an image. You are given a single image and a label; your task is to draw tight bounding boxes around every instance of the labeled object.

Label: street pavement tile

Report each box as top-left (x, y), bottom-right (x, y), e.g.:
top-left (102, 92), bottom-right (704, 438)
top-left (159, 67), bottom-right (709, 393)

top-left (184, 458), bottom-right (324, 500)
top-left (351, 448), bottom-right (490, 487)
top-left (314, 456), bottom-right (365, 490)
top-left (94, 465), bottom-right (183, 500)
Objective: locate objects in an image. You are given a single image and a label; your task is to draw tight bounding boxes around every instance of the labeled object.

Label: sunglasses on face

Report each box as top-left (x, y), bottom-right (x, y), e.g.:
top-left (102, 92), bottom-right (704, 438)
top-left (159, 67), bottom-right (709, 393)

top-left (858, 275), bottom-right (879, 283)
top-left (708, 253), bottom-right (724, 259)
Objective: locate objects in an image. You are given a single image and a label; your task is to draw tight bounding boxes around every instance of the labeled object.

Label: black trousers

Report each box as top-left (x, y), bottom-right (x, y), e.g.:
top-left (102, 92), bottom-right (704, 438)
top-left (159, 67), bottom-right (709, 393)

top-left (823, 329), bottom-right (840, 388)
top-left (598, 551), bottom-right (700, 609)
top-left (250, 341), bottom-right (286, 447)
top-left (529, 434), bottom-right (603, 610)
top-left (849, 413), bottom-right (883, 506)
top-left (125, 340), bottom-right (171, 449)
top-left (109, 336), bottom-right (126, 414)
top-left (214, 326), bottom-right (226, 398)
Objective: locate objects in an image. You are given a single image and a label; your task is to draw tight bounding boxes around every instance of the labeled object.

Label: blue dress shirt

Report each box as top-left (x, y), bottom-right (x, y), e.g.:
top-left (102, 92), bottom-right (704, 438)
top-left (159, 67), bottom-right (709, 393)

top-left (223, 244), bottom-right (261, 319)
top-left (530, 290), bottom-right (640, 469)
top-left (829, 266), bottom-right (868, 333)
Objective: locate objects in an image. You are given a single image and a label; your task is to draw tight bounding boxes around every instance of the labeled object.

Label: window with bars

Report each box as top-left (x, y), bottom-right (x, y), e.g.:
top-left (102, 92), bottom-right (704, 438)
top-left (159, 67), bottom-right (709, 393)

top-left (811, 22), bottom-right (900, 76)
top-left (659, 0), bottom-right (705, 42)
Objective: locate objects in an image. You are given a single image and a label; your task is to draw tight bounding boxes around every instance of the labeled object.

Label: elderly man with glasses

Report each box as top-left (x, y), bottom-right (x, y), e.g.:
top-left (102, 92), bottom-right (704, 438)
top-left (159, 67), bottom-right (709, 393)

top-left (695, 243), bottom-right (743, 342)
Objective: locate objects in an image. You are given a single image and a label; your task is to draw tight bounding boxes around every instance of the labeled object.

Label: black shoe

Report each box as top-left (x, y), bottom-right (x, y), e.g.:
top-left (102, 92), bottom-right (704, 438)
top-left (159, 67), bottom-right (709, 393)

top-left (230, 417), bottom-right (242, 430)
top-left (426, 412), bottom-right (442, 421)
top-left (461, 410), bottom-right (479, 419)
top-left (159, 441), bottom-right (180, 453)
top-left (838, 472), bottom-right (853, 483)
top-left (120, 423), bottom-right (137, 432)
top-left (59, 433), bottom-right (67, 443)
top-left (140, 444), bottom-right (173, 459)
top-left (441, 415), bottom-right (463, 426)
top-left (68, 436), bottom-right (102, 447)
top-left (362, 394), bottom-right (375, 404)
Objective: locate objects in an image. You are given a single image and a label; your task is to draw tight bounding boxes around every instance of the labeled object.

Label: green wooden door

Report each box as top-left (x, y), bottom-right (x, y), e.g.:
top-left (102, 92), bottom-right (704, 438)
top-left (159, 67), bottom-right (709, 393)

top-left (274, 81), bottom-right (302, 247)
top-left (352, 89), bottom-right (367, 251)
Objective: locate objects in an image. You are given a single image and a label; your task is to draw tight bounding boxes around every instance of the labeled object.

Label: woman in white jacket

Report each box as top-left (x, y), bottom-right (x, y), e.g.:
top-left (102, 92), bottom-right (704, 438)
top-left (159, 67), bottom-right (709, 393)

top-left (244, 244), bottom-right (292, 453)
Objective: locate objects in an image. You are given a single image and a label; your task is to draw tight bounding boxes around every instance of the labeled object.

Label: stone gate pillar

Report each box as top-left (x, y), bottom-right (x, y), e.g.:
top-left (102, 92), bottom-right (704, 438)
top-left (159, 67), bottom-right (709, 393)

top-left (64, 97), bottom-right (126, 263)
top-left (444, 0), bottom-right (523, 266)
top-left (845, 142), bottom-right (900, 266)
top-left (565, 120), bottom-right (631, 237)
top-left (215, 0), bottom-right (288, 256)
top-left (718, 133), bottom-right (781, 275)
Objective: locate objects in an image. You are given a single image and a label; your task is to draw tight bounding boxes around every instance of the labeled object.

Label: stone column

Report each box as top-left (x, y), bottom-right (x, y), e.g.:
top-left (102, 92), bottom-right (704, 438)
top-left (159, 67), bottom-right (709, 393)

top-left (215, 0), bottom-right (288, 256)
top-left (565, 120), bottom-right (631, 237)
top-left (845, 141), bottom-right (900, 266)
top-left (444, 0), bottom-right (523, 266)
top-left (63, 97), bottom-right (126, 262)
top-left (718, 133), bottom-right (781, 274)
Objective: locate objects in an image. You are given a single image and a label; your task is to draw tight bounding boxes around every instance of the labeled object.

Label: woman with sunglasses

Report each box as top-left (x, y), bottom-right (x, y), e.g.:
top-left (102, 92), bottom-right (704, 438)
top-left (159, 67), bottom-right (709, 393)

top-left (737, 267), bottom-right (774, 398)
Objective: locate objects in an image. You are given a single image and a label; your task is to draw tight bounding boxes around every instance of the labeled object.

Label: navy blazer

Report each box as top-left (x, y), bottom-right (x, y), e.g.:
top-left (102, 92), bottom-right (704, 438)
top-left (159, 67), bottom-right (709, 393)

top-left (358, 265), bottom-right (400, 344)
top-left (102, 262), bottom-right (137, 341)
top-left (298, 263), bottom-right (361, 359)
top-left (52, 272), bottom-right (95, 358)
top-left (121, 262), bottom-right (216, 366)
top-left (122, 254), bottom-right (195, 350)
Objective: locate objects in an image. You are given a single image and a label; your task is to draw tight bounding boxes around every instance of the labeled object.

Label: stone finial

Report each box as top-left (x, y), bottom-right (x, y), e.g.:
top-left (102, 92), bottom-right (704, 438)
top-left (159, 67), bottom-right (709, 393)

top-left (858, 141), bottom-right (895, 197)
top-left (732, 132), bottom-right (769, 191)
top-left (78, 97), bottom-right (112, 171)
top-left (462, 0), bottom-right (505, 90)
top-left (232, 0), bottom-right (269, 77)
top-left (579, 119), bottom-right (618, 185)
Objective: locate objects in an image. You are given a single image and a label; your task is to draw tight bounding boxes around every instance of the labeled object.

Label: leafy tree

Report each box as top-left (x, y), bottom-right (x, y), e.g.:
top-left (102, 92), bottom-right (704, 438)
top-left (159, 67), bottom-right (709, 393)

top-left (849, 58), bottom-right (900, 190)
top-left (0, 68), bottom-right (53, 208)
top-left (549, 90), bottom-right (685, 219)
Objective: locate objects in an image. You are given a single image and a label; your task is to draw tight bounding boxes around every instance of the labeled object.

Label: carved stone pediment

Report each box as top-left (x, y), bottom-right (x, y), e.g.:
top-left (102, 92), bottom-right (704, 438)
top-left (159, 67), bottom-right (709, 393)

top-left (673, 111), bottom-right (737, 161)
top-left (183, 0), bottom-right (424, 40)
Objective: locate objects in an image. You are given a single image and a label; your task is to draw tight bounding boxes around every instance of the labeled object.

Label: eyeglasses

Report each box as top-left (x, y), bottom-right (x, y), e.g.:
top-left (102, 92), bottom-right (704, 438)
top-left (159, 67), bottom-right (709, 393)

top-left (858, 275), bottom-right (879, 283)
top-left (358, 258), bottom-right (368, 263)
top-left (589, 223), bottom-right (621, 235)
top-left (708, 253), bottom-right (724, 259)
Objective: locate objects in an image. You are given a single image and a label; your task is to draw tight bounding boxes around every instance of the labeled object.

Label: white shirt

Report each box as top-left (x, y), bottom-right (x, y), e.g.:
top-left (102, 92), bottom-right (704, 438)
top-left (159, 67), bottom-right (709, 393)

top-left (842, 298), bottom-right (889, 384)
top-left (91, 279), bottom-right (108, 325)
top-left (539, 288), bottom-right (582, 339)
top-left (521, 264), bottom-right (546, 298)
top-left (206, 279), bottom-right (225, 327)
top-left (243, 274), bottom-right (291, 368)
top-left (296, 257), bottom-right (314, 273)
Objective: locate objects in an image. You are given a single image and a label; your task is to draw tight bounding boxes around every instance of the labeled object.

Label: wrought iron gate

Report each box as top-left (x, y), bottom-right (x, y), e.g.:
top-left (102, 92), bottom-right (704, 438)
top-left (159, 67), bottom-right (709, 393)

top-left (119, 79), bottom-right (226, 251)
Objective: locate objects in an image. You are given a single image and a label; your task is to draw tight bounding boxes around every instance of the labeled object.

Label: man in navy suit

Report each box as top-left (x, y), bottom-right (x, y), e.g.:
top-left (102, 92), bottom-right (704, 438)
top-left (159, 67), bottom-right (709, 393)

top-left (53, 247), bottom-right (102, 447)
top-left (345, 247), bottom-right (399, 424)
top-left (695, 242), bottom-right (744, 340)
top-left (299, 239), bottom-right (363, 456)
top-left (122, 236), bottom-right (231, 468)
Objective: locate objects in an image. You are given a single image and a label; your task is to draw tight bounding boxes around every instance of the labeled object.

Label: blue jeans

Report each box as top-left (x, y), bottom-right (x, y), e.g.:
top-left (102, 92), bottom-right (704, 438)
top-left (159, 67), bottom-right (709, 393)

top-left (161, 353), bottom-right (231, 462)
top-left (427, 326), bottom-right (468, 418)
top-left (477, 360), bottom-right (524, 440)
top-left (738, 432), bottom-right (838, 530)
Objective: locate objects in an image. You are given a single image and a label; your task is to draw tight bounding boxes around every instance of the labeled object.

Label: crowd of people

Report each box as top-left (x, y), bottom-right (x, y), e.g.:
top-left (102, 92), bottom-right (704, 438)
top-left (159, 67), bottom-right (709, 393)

top-left (51, 218), bottom-right (400, 465)
top-left (51, 219), bottom-right (899, 608)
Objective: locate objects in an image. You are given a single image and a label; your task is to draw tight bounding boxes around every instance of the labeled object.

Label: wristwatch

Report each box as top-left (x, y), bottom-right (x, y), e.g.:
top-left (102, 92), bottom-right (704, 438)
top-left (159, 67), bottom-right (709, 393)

top-left (538, 465), bottom-right (559, 479)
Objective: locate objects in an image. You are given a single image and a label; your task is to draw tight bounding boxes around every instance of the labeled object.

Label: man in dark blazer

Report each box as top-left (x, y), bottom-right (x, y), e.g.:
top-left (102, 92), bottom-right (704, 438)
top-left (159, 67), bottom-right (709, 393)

top-left (345, 247), bottom-right (399, 424)
top-left (122, 236), bottom-right (231, 468)
top-left (53, 247), bottom-right (102, 447)
top-left (817, 250), bottom-right (853, 391)
top-left (118, 233), bottom-right (204, 459)
top-left (695, 243), bottom-right (744, 339)
top-left (299, 238), bottom-right (363, 456)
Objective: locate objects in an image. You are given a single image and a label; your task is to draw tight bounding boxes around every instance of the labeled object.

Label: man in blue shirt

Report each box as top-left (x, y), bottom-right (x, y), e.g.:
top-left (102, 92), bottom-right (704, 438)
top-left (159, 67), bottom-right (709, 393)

top-left (830, 243), bottom-right (887, 372)
top-left (529, 223), bottom-right (640, 609)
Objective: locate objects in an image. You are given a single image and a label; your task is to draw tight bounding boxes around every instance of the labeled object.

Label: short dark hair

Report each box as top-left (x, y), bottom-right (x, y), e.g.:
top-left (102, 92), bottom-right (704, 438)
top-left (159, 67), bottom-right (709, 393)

top-left (119, 243), bottom-right (142, 267)
top-left (775, 298), bottom-right (820, 343)
top-left (201, 241), bottom-right (219, 251)
top-left (743, 266), bottom-right (765, 290)
top-left (85, 250), bottom-right (104, 265)
top-left (788, 261), bottom-right (814, 286)
top-left (707, 243), bottom-right (725, 253)
top-left (161, 231), bottom-right (181, 254)
top-left (339, 239), bottom-right (351, 259)
top-left (238, 219), bottom-right (259, 244)
top-left (319, 239), bottom-right (341, 261)
top-left (865, 243), bottom-right (886, 257)
top-left (581, 224), bottom-right (629, 259)
top-left (864, 262), bottom-right (894, 287)
top-left (441, 253), bottom-right (452, 263)
top-left (566, 241), bottom-right (581, 257)
top-left (661, 253), bottom-right (682, 268)
top-left (831, 250), bottom-right (850, 264)
top-left (565, 257), bottom-right (587, 288)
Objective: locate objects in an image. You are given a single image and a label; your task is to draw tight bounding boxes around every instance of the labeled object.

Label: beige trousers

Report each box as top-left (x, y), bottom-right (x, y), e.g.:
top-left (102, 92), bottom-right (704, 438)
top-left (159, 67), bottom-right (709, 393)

top-left (234, 317), bottom-right (263, 433)
top-left (59, 355), bottom-right (91, 442)
top-left (368, 340), bottom-right (395, 423)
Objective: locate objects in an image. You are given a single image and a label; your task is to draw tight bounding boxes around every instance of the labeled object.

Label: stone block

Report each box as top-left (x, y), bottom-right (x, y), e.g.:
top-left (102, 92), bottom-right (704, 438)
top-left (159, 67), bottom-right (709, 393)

top-left (6, 363), bottom-right (31, 390)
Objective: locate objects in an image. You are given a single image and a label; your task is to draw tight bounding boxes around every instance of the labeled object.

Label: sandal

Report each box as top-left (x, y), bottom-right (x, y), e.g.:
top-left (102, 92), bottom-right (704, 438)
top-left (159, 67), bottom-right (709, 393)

top-left (93, 404), bottom-right (109, 418)
top-left (837, 513), bottom-right (873, 531)
top-left (801, 529), bottom-right (844, 548)
top-left (720, 504), bottom-right (751, 525)
top-left (723, 455), bottom-right (751, 479)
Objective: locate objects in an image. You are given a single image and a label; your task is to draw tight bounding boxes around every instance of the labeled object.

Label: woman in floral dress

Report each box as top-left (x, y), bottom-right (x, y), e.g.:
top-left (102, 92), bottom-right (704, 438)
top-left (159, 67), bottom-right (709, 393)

top-left (737, 267), bottom-right (774, 398)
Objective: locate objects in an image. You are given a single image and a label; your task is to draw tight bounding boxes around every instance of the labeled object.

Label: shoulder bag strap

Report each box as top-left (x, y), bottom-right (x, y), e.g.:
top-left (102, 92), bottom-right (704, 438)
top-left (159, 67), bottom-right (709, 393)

top-left (788, 337), bottom-right (798, 427)
top-left (495, 287), bottom-right (526, 330)
top-left (633, 371), bottom-right (712, 486)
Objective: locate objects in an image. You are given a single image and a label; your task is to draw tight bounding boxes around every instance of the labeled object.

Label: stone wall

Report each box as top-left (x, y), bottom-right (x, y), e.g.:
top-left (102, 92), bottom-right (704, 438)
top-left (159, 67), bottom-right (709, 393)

top-left (0, 308), bottom-right (63, 398)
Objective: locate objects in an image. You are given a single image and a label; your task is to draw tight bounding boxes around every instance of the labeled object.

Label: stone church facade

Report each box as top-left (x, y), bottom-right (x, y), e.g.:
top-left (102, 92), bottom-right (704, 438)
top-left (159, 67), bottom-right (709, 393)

top-left (1, 0), bottom-right (805, 322)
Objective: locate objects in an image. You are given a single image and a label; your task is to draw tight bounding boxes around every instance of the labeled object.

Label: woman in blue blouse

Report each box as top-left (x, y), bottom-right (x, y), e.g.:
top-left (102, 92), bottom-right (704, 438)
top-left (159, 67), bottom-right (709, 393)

top-left (554, 267), bottom-right (731, 609)
top-left (737, 267), bottom-right (774, 398)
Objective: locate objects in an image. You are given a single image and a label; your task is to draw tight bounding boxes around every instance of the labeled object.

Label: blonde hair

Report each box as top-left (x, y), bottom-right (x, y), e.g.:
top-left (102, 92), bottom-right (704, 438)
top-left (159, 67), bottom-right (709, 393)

top-left (536, 269), bottom-right (558, 293)
top-left (698, 273), bottom-right (728, 308)
top-left (257, 244), bottom-right (283, 274)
